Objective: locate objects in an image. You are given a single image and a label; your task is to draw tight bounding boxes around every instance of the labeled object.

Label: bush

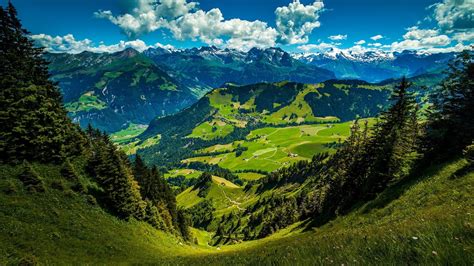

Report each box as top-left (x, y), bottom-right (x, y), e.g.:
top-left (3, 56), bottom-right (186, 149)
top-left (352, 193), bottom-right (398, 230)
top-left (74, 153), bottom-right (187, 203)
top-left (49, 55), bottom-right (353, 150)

top-left (71, 182), bottom-right (87, 194)
top-left (50, 180), bottom-right (66, 191)
top-left (86, 195), bottom-right (97, 205)
top-left (2, 179), bottom-right (18, 194)
top-left (18, 162), bottom-right (45, 193)
top-left (60, 160), bottom-right (79, 181)
top-left (463, 143), bottom-right (474, 163)
top-left (18, 254), bottom-right (39, 266)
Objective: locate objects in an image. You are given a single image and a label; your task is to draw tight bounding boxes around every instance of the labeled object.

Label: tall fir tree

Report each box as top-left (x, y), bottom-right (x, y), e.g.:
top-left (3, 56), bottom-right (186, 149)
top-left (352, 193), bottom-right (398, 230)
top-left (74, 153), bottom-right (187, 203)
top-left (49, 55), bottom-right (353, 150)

top-left (360, 78), bottom-right (419, 195)
top-left (423, 51), bottom-right (474, 160)
top-left (0, 3), bottom-right (84, 163)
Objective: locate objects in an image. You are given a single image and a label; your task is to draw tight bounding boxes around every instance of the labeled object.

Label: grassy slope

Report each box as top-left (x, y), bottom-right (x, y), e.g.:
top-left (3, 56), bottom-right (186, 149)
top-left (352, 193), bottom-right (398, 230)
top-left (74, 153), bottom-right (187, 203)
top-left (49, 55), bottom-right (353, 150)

top-left (179, 158), bottom-right (474, 264)
top-left (183, 120), bottom-right (373, 172)
top-left (1, 159), bottom-right (472, 264)
top-left (177, 176), bottom-right (254, 216)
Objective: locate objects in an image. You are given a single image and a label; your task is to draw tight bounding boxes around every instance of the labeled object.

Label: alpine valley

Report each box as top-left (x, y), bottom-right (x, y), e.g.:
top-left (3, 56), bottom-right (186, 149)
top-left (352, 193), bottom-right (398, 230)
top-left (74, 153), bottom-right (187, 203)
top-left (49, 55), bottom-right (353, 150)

top-left (1, 1), bottom-right (473, 265)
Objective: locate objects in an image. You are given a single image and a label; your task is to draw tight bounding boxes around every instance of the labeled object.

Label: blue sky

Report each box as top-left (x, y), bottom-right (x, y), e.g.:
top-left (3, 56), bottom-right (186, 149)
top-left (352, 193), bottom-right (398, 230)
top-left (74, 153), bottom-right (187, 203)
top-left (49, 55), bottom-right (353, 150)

top-left (3, 0), bottom-right (473, 53)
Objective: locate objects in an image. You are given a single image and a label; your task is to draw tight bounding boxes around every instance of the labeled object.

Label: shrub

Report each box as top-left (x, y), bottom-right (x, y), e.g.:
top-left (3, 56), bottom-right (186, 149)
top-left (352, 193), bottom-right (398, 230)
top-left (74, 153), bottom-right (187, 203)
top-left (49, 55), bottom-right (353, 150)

top-left (18, 254), bottom-right (39, 266)
top-left (60, 160), bottom-right (79, 181)
top-left (18, 162), bottom-right (45, 193)
top-left (2, 179), bottom-right (18, 194)
top-left (50, 180), bottom-right (66, 191)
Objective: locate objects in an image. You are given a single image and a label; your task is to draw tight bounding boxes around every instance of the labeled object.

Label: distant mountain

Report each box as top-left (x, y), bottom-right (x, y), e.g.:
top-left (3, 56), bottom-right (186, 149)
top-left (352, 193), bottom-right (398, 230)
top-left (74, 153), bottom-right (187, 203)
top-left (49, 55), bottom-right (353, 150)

top-left (294, 48), bottom-right (456, 82)
top-left (144, 46), bottom-right (336, 89)
top-left (45, 48), bottom-right (197, 132)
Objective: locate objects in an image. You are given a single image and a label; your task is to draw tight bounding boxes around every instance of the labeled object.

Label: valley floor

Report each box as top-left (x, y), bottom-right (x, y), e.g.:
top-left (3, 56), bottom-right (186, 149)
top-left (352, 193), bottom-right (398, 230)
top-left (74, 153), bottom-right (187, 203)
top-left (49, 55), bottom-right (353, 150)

top-left (1, 158), bottom-right (473, 264)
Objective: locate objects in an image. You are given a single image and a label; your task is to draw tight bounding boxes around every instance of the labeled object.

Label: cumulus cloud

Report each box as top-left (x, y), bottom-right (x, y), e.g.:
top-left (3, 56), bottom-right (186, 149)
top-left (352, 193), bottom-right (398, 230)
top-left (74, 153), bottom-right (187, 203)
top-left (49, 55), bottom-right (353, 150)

top-left (391, 26), bottom-right (452, 52)
top-left (95, 0), bottom-right (197, 38)
top-left (328, 34), bottom-right (347, 41)
top-left (96, 0), bottom-right (323, 50)
top-left (370, 35), bottom-right (383, 41)
top-left (167, 8), bottom-right (277, 50)
top-left (275, 0), bottom-right (325, 44)
top-left (452, 31), bottom-right (474, 42)
top-left (30, 33), bottom-right (174, 54)
top-left (432, 0), bottom-right (474, 32)
top-left (354, 40), bottom-right (366, 45)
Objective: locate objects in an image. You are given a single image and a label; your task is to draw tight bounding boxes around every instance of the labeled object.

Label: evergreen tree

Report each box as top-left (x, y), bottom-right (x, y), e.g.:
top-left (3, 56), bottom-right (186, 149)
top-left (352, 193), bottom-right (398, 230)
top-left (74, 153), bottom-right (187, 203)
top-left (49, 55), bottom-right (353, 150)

top-left (88, 142), bottom-right (146, 220)
top-left (363, 78), bottom-right (419, 196)
top-left (423, 51), bottom-right (474, 160)
top-left (0, 3), bottom-right (84, 163)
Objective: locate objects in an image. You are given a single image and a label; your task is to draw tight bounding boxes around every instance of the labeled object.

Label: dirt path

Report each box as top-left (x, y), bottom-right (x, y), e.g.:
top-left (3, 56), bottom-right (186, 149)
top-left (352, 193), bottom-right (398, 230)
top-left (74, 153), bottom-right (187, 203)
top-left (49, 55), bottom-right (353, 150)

top-left (218, 184), bottom-right (245, 211)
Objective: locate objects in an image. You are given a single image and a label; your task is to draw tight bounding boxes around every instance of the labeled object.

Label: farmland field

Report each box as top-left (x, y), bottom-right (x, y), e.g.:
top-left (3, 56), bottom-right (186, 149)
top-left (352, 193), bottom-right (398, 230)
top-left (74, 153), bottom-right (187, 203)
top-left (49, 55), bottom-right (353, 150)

top-left (182, 119), bottom-right (373, 172)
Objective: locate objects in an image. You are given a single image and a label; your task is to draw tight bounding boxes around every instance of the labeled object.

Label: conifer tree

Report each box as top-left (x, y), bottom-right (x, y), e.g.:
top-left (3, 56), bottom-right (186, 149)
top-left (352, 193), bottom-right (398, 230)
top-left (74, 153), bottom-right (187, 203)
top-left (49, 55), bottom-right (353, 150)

top-left (363, 77), bottom-right (419, 196)
top-left (423, 51), bottom-right (474, 160)
top-left (0, 3), bottom-right (83, 163)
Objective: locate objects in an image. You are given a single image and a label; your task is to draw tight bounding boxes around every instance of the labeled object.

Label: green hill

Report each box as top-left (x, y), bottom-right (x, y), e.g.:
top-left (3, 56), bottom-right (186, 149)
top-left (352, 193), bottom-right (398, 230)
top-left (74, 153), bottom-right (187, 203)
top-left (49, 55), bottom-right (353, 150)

top-left (137, 80), bottom-right (391, 168)
top-left (2, 158), bottom-right (471, 264)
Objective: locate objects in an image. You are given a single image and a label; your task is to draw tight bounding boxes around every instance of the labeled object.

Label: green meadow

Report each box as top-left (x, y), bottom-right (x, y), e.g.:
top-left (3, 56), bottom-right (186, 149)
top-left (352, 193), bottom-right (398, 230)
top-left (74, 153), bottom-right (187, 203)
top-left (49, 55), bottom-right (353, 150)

top-left (183, 120), bottom-right (373, 172)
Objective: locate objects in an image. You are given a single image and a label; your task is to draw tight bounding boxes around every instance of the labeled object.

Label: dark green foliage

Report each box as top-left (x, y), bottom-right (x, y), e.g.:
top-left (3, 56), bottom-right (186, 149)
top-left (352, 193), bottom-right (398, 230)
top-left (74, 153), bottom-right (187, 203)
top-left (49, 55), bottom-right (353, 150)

top-left (86, 132), bottom-right (146, 220)
top-left (311, 79), bottom-right (420, 217)
top-left (305, 80), bottom-right (390, 121)
top-left (144, 200), bottom-right (165, 229)
top-left (18, 162), bottom-right (45, 193)
top-left (132, 155), bottom-right (191, 238)
top-left (193, 172), bottom-right (213, 197)
top-left (177, 209), bottom-right (192, 241)
top-left (186, 199), bottom-right (215, 229)
top-left (0, 4), bottom-right (85, 163)
top-left (60, 160), bottom-right (79, 181)
top-left (50, 180), bottom-right (66, 191)
top-left (422, 51), bottom-right (474, 161)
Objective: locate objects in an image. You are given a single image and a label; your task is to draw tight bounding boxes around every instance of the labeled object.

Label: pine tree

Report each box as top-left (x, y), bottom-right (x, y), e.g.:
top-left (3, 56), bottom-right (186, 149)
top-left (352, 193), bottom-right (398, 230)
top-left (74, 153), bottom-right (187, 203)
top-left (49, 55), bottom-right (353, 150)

top-left (363, 77), bottom-right (419, 196)
top-left (88, 142), bottom-right (146, 220)
top-left (0, 3), bottom-right (84, 163)
top-left (423, 51), bottom-right (474, 160)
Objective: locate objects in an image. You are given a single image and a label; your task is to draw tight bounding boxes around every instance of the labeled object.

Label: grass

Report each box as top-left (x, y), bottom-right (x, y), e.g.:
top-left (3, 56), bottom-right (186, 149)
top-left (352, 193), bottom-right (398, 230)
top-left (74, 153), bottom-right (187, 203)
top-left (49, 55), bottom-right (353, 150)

top-left (188, 120), bottom-right (235, 140)
top-left (110, 123), bottom-right (148, 144)
top-left (235, 172), bottom-right (265, 181)
top-left (174, 158), bottom-right (474, 265)
top-left (64, 91), bottom-right (107, 113)
top-left (177, 175), bottom-right (256, 217)
top-left (183, 120), bottom-right (370, 172)
top-left (164, 169), bottom-right (203, 180)
top-left (118, 134), bottom-right (161, 155)
top-left (1, 158), bottom-right (472, 264)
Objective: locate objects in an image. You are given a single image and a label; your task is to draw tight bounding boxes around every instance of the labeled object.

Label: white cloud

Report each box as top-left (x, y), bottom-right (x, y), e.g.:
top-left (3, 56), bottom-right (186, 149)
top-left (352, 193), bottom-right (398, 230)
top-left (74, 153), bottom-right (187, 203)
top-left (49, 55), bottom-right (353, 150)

top-left (297, 42), bottom-right (335, 52)
top-left (275, 0), bottom-right (325, 44)
top-left (403, 27), bottom-right (438, 40)
top-left (391, 26), bottom-right (452, 52)
top-left (453, 31), bottom-right (474, 42)
top-left (95, 0), bottom-right (197, 38)
top-left (370, 35), bottom-right (383, 41)
top-left (432, 0), bottom-right (474, 32)
top-left (368, 43), bottom-right (382, 47)
top-left (30, 33), bottom-right (174, 54)
top-left (354, 40), bottom-right (366, 45)
top-left (328, 34), bottom-right (347, 41)
top-left (95, 0), bottom-right (325, 50)
top-left (167, 8), bottom-right (278, 50)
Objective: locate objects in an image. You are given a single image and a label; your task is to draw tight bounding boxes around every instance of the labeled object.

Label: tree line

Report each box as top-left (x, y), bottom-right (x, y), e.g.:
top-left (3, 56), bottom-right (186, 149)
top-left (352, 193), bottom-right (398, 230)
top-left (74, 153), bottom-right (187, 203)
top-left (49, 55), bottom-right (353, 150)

top-left (0, 3), bottom-right (190, 241)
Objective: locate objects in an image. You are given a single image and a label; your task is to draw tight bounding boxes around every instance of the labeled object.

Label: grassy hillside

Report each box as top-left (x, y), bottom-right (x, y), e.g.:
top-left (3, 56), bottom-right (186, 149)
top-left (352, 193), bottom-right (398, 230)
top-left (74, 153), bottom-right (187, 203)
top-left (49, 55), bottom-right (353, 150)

top-left (2, 158), bottom-right (472, 264)
top-left (183, 120), bottom-right (374, 172)
top-left (138, 80), bottom-right (390, 168)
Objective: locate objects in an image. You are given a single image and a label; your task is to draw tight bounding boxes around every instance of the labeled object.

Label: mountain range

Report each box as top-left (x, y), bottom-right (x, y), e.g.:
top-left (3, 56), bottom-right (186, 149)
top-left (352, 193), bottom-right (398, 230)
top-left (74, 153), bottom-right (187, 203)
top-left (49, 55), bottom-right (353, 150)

top-left (46, 46), bottom-right (455, 133)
